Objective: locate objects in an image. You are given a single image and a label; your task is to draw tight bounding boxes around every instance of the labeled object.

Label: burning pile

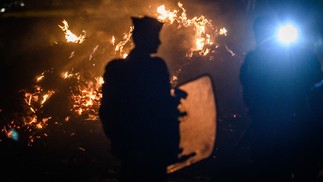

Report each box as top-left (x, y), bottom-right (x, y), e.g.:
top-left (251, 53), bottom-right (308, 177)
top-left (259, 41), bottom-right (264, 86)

top-left (0, 2), bottom-right (229, 145)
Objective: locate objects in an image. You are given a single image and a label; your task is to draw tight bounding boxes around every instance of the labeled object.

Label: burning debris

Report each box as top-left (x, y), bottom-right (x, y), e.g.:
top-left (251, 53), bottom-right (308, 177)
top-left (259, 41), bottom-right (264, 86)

top-left (58, 20), bottom-right (86, 44)
top-left (156, 2), bottom-right (228, 57)
top-left (0, 1), bottom-right (229, 145)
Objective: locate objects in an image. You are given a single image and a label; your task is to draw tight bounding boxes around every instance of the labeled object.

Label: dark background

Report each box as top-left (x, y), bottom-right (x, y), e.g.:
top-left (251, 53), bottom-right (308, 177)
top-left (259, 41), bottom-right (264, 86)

top-left (0, 0), bottom-right (322, 181)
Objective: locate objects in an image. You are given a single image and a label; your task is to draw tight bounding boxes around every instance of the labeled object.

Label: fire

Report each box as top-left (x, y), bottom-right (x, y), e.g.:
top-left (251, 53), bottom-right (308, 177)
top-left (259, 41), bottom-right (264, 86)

top-left (104, 2), bottom-right (228, 58)
top-left (70, 77), bottom-right (103, 120)
top-left (1, 68), bottom-right (104, 144)
top-left (23, 85), bottom-right (55, 109)
top-left (58, 20), bottom-right (86, 43)
top-left (114, 26), bottom-right (134, 57)
top-left (157, 5), bottom-right (178, 23)
top-left (1, 2), bottom-right (230, 146)
top-left (0, 72), bottom-right (56, 144)
top-left (156, 2), bottom-right (222, 57)
top-left (40, 90), bottom-right (55, 105)
top-left (61, 71), bottom-right (78, 79)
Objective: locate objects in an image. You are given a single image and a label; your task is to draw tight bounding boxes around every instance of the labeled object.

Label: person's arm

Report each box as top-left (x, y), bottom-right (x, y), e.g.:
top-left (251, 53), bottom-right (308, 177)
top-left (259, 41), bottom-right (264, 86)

top-left (99, 60), bottom-right (122, 138)
top-left (153, 57), bottom-right (172, 97)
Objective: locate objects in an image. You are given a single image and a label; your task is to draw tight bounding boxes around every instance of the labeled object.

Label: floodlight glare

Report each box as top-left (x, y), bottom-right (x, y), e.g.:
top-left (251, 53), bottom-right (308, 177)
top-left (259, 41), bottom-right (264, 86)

top-left (277, 24), bottom-right (298, 44)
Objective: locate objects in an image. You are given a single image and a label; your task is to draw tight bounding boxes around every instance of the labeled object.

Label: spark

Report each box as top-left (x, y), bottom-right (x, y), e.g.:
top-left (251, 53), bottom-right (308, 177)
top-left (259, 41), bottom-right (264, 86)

top-left (219, 28), bottom-right (227, 36)
top-left (65, 117), bottom-right (70, 122)
top-left (61, 71), bottom-right (80, 79)
top-left (225, 44), bottom-right (236, 56)
top-left (36, 75), bottom-right (45, 82)
top-left (171, 75), bottom-right (178, 83)
top-left (111, 36), bottom-right (115, 46)
top-left (89, 45), bottom-right (99, 60)
top-left (69, 51), bottom-right (75, 58)
top-left (78, 147), bottom-right (86, 152)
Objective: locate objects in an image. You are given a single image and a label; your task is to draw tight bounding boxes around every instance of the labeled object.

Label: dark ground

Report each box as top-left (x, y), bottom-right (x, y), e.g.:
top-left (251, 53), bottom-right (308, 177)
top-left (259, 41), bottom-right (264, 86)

top-left (1, 113), bottom-right (253, 182)
top-left (3, 113), bottom-right (321, 182)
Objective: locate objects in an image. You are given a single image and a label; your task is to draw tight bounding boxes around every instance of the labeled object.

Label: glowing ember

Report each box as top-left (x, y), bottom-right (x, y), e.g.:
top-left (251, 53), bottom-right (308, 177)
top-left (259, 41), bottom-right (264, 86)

top-left (58, 20), bottom-right (86, 43)
top-left (171, 75), bottom-right (178, 83)
top-left (41, 90), bottom-right (55, 105)
top-left (70, 76), bottom-right (103, 120)
top-left (61, 71), bottom-right (80, 80)
top-left (219, 28), bottom-right (227, 36)
top-left (36, 72), bottom-right (45, 82)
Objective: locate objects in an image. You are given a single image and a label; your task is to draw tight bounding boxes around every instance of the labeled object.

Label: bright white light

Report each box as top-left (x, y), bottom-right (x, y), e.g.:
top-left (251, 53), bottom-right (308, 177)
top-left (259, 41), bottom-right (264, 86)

top-left (277, 24), bottom-right (298, 44)
top-left (0, 8), bottom-right (5, 13)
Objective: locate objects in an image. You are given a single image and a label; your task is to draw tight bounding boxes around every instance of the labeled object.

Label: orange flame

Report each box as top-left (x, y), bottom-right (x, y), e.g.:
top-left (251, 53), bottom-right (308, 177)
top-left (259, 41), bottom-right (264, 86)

top-left (111, 36), bottom-right (116, 46)
top-left (157, 5), bottom-right (178, 23)
top-left (1, 2), bottom-right (230, 146)
top-left (58, 20), bottom-right (86, 43)
top-left (70, 77), bottom-right (103, 120)
top-left (114, 26), bottom-right (134, 57)
top-left (156, 2), bottom-right (219, 57)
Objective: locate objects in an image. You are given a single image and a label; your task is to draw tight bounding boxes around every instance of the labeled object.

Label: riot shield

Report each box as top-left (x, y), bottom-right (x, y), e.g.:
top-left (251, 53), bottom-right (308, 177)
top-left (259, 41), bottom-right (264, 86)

top-left (167, 75), bottom-right (217, 173)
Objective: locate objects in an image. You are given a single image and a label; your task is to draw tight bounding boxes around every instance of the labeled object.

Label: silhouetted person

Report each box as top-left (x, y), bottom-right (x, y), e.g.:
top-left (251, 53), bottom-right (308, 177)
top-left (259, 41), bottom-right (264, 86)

top-left (240, 15), bottom-right (322, 182)
top-left (99, 16), bottom-right (181, 182)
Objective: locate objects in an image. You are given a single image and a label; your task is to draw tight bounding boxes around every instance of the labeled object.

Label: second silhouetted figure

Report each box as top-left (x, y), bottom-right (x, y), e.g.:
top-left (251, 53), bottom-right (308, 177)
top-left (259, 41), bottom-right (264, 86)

top-left (240, 15), bottom-right (322, 182)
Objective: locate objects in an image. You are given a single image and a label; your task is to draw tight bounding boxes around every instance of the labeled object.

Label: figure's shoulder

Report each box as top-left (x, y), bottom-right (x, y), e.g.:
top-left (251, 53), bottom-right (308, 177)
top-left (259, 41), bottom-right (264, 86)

top-left (150, 56), bottom-right (167, 67)
top-left (106, 59), bottom-right (125, 67)
top-left (105, 59), bottom-right (125, 71)
top-left (242, 51), bottom-right (257, 64)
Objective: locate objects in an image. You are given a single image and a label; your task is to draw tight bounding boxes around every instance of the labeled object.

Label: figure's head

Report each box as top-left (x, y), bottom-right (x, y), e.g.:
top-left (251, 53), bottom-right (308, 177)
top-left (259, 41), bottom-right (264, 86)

top-left (253, 15), bottom-right (277, 45)
top-left (131, 16), bottom-right (163, 54)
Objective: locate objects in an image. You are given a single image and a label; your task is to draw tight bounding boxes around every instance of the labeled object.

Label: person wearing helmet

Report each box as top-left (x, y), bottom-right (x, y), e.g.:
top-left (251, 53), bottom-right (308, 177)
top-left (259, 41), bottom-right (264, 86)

top-left (99, 16), bottom-right (181, 181)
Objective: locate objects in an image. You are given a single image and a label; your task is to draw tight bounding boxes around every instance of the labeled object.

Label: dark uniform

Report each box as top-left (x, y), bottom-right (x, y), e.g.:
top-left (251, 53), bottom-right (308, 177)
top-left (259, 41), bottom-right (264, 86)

top-left (99, 17), bottom-right (180, 182)
top-left (240, 15), bottom-right (322, 181)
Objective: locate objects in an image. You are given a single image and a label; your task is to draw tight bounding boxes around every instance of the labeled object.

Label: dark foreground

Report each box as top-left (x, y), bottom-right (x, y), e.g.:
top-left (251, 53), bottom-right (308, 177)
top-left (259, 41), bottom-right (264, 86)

top-left (2, 115), bottom-right (322, 182)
